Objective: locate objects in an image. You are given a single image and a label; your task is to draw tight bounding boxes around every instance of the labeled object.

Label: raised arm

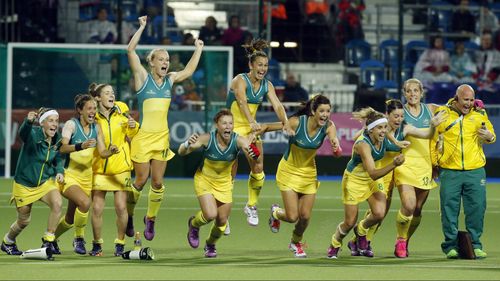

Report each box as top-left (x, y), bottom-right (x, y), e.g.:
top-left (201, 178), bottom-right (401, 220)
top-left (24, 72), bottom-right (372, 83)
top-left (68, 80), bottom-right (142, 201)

top-left (169, 39), bottom-right (204, 83)
top-left (404, 110), bottom-right (447, 139)
top-left (267, 82), bottom-right (295, 136)
top-left (127, 16), bottom-right (149, 90)
top-left (178, 133), bottom-right (209, 156)
top-left (232, 76), bottom-right (260, 132)
top-left (358, 142), bottom-right (404, 180)
top-left (19, 111), bottom-right (37, 142)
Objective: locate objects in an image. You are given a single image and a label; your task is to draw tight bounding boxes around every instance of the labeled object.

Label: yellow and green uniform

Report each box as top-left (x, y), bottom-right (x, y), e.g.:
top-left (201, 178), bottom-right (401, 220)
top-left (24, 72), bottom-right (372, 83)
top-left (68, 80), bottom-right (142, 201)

top-left (342, 132), bottom-right (387, 205)
top-left (61, 118), bottom-right (97, 196)
top-left (93, 102), bottom-right (138, 191)
top-left (434, 104), bottom-right (495, 254)
top-left (194, 131), bottom-right (240, 203)
top-left (276, 115), bottom-right (327, 194)
top-left (11, 118), bottom-right (64, 207)
top-left (131, 74), bottom-right (175, 163)
top-left (226, 73), bottom-right (268, 137)
top-left (394, 103), bottom-right (436, 189)
top-left (378, 122), bottom-right (405, 197)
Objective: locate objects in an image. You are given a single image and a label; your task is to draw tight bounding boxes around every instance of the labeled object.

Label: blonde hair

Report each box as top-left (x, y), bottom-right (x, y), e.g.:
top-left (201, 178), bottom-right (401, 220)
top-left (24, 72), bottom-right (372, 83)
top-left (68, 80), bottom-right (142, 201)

top-left (403, 78), bottom-right (424, 93)
top-left (352, 107), bottom-right (385, 127)
top-left (146, 48), bottom-right (168, 64)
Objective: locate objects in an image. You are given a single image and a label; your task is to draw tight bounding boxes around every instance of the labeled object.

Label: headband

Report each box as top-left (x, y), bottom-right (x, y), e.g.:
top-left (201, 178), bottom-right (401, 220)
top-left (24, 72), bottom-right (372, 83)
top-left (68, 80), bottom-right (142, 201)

top-left (39, 110), bottom-right (59, 124)
top-left (367, 118), bottom-right (388, 130)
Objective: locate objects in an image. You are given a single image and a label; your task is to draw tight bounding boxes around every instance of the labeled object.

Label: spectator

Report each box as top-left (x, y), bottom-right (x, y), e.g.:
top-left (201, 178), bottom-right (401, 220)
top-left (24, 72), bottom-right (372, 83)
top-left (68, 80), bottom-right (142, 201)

top-left (221, 15), bottom-right (244, 46)
top-left (199, 16), bottom-right (222, 45)
top-left (182, 33), bottom-right (195, 46)
top-left (282, 73), bottom-right (309, 102)
top-left (477, 4), bottom-right (498, 34)
top-left (86, 8), bottom-right (117, 44)
top-left (450, 41), bottom-right (477, 83)
top-left (433, 84), bottom-right (495, 260)
top-left (336, 0), bottom-right (366, 44)
top-left (414, 35), bottom-right (453, 86)
top-left (474, 32), bottom-right (500, 89)
top-left (450, 0), bottom-right (476, 42)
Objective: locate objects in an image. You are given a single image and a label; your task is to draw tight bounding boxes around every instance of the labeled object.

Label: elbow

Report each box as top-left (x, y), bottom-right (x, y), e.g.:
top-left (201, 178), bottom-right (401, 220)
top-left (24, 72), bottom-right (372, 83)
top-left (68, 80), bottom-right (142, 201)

top-left (367, 171), bottom-right (380, 181)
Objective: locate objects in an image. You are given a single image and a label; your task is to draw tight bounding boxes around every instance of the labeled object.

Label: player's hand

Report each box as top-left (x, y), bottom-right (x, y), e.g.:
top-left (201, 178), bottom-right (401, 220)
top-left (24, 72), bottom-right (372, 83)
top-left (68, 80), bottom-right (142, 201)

top-left (187, 134), bottom-right (199, 146)
top-left (138, 16), bottom-right (147, 27)
top-left (127, 115), bottom-right (136, 128)
top-left (250, 121), bottom-right (261, 133)
top-left (431, 110), bottom-right (447, 127)
top-left (55, 173), bottom-right (64, 184)
top-left (27, 111), bottom-right (37, 123)
top-left (282, 121), bottom-right (295, 137)
top-left (395, 140), bottom-right (411, 149)
top-left (247, 143), bottom-right (260, 160)
top-left (474, 99), bottom-right (485, 109)
top-left (194, 38), bottom-right (204, 48)
top-left (109, 144), bottom-right (120, 154)
top-left (478, 127), bottom-right (494, 142)
top-left (393, 154), bottom-right (405, 166)
top-left (83, 139), bottom-right (97, 149)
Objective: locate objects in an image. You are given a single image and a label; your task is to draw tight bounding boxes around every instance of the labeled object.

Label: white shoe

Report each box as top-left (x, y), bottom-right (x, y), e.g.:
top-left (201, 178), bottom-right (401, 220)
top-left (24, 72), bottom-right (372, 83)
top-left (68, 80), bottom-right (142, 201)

top-left (243, 205), bottom-right (259, 226)
top-left (223, 220), bottom-right (231, 236)
top-left (289, 241), bottom-right (307, 258)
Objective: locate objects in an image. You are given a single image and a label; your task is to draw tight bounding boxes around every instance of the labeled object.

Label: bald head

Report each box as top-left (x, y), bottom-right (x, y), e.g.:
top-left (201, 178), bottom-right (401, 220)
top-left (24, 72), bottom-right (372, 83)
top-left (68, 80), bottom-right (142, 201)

top-left (455, 84), bottom-right (475, 115)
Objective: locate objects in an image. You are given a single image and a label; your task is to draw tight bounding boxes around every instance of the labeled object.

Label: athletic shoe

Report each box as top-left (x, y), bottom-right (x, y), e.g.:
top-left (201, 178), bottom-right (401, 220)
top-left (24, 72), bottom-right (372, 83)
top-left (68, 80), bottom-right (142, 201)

top-left (446, 249), bottom-right (459, 259)
top-left (243, 205), bottom-right (259, 226)
top-left (187, 216), bottom-right (199, 248)
top-left (394, 238), bottom-right (408, 258)
top-left (326, 245), bottom-right (341, 259)
top-left (347, 240), bottom-right (360, 256)
top-left (89, 242), bottom-right (103, 257)
top-left (223, 220), bottom-right (231, 236)
top-left (362, 241), bottom-right (374, 258)
top-left (474, 248), bottom-right (487, 259)
top-left (51, 240), bottom-right (61, 255)
top-left (353, 225), bottom-right (369, 255)
top-left (288, 241), bottom-right (307, 258)
top-left (144, 216), bottom-right (155, 241)
top-left (114, 243), bottom-right (125, 256)
top-left (1, 241), bottom-right (22, 255)
top-left (41, 238), bottom-right (59, 255)
top-left (204, 243), bottom-right (217, 258)
top-left (73, 237), bottom-right (86, 255)
top-left (125, 215), bottom-right (135, 237)
top-left (268, 204), bottom-right (281, 233)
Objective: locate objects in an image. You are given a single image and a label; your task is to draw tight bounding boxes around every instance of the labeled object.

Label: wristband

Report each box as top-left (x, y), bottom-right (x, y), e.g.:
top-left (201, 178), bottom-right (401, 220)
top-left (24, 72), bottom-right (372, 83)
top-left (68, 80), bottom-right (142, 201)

top-left (75, 143), bottom-right (83, 151)
top-left (183, 140), bottom-right (190, 149)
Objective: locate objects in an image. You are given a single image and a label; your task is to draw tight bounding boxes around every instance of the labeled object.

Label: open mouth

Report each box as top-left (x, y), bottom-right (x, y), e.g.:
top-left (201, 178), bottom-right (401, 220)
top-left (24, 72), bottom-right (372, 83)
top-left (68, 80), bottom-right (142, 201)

top-left (88, 114), bottom-right (95, 122)
top-left (223, 130), bottom-right (231, 138)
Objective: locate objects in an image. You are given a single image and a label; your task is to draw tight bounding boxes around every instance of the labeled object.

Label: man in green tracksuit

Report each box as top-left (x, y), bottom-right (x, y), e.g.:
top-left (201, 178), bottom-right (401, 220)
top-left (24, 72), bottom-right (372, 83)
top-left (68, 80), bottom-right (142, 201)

top-left (434, 84), bottom-right (496, 259)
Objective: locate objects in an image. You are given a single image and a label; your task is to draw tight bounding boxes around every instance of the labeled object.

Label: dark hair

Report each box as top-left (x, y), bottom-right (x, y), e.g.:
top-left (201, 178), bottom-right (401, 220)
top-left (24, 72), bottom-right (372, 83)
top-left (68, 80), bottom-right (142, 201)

top-left (38, 107), bottom-right (55, 117)
top-left (292, 95), bottom-right (330, 117)
top-left (74, 94), bottom-right (95, 114)
top-left (88, 83), bottom-right (111, 98)
top-left (385, 99), bottom-right (403, 114)
top-left (352, 107), bottom-right (386, 127)
top-left (242, 38), bottom-right (269, 63)
top-left (213, 108), bottom-right (233, 123)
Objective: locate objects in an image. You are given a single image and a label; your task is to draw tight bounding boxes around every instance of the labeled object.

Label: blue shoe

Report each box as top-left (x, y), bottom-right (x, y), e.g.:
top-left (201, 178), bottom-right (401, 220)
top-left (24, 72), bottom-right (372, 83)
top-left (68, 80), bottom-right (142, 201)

top-left (1, 241), bottom-right (22, 255)
top-left (114, 243), bottom-right (125, 256)
top-left (41, 238), bottom-right (60, 255)
top-left (347, 240), bottom-right (360, 256)
top-left (73, 237), bottom-right (86, 255)
top-left (144, 216), bottom-right (155, 241)
top-left (89, 242), bottom-right (103, 257)
top-left (126, 216), bottom-right (135, 237)
top-left (187, 216), bottom-right (199, 248)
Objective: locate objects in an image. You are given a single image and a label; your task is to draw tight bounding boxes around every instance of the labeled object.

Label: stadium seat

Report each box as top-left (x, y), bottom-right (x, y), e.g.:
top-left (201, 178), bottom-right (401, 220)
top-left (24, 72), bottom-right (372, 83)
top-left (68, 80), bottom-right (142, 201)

top-left (429, 1), bottom-right (452, 32)
top-left (379, 39), bottom-right (399, 67)
top-left (345, 39), bottom-right (371, 67)
top-left (390, 61), bottom-right (414, 82)
top-left (121, 1), bottom-right (138, 22)
top-left (405, 40), bottom-right (429, 65)
top-left (359, 59), bottom-right (385, 88)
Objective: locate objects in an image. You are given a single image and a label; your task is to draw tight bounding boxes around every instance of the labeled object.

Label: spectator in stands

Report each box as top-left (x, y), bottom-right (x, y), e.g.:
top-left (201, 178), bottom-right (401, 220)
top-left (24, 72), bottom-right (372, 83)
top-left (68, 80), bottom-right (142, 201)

top-left (450, 0), bottom-right (476, 42)
top-left (221, 15), bottom-right (244, 46)
top-left (283, 73), bottom-right (309, 103)
top-left (199, 16), bottom-right (222, 46)
top-left (182, 33), bottom-right (196, 46)
top-left (450, 41), bottom-right (477, 83)
top-left (336, 0), bottom-right (366, 44)
top-left (86, 8), bottom-right (117, 44)
top-left (476, 4), bottom-right (499, 34)
top-left (475, 32), bottom-right (500, 90)
top-left (414, 35), bottom-right (453, 87)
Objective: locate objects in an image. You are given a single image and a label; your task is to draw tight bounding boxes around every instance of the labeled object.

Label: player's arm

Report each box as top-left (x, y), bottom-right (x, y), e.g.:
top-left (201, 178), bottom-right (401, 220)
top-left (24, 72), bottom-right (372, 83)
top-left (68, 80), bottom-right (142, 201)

top-left (169, 39), bottom-right (204, 83)
top-left (267, 81), bottom-right (295, 136)
top-left (233, 77), bottom-right (259, 131)
top-left (59, 120), bottom-right (81, 153)
top-left (178, 133), bottom-right (209, 156)
top-left (358, 141), bottom-right (404, 180)
top-left (404, 110), bottom-right (446, 139)
top-left (326, 120), bottom-right (341, 156)
top-left (479, 114), bottom-right (496, 144)
top-left (19, 111), bottom-right (37, 142)
top-left (236, 135), bottom-right (260, 160)
top-left (95, 123), bottom-right (119, 158)
top-left (127, 16), bottom-right (148, 90)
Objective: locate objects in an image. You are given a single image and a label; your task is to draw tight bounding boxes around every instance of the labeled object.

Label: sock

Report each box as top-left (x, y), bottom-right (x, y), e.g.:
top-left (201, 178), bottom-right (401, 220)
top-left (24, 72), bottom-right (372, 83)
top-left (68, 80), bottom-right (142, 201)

top-left (43, 232), bottom-right (55, 242)
top-left (396, 210), bottom-right (413, 240)
top-left (291, 231), bottom-right (303, 244)
top-left (273, 207), bottom-right (286, 221)
top-left (54, 217), bottom-right (73, 239)
top-left (146, 185), bottom-right (165, 219)
top-left (332, 223), bottom-right (347, 247)
top-left (6, 221), bottom-right (24, 243)
top-left (4, 233), bottom-right (15, 244)
top-left (93, 238), bottom-right (104, 244)
top-left (350, 209), bottom-right (371, 242)
top-left (366, 222), bottom-right (380, 241)
top-left (74, 208), bottom-right (89, 238)
top-left (247, 172), bottom-right (265, 206)
top-left (206, 223), bottom-right (226, 245)
top-left (114, 238), bottom-right (126, 245)
top-left (191, 211), bottom-right (211, 228)
top-left (407, 215), bottom-right (422, 239)
top-left (127, 187), bottom-right (142, 216)
top-left (357, 220), bottom-right (369, 236)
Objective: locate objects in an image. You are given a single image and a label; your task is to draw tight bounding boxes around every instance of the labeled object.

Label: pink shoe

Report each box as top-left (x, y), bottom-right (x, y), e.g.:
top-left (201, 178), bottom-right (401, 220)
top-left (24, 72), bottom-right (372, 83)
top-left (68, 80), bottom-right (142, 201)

top-left (394, 238), bottom-right (408, 258)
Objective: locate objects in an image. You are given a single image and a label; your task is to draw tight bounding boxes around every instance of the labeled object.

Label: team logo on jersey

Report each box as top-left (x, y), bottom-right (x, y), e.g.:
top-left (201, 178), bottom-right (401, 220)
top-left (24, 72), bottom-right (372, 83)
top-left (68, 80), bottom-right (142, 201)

top-left (146, 90), bottom-right (156, 95)
top-left (423, 119), bottom-right (430, 126)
